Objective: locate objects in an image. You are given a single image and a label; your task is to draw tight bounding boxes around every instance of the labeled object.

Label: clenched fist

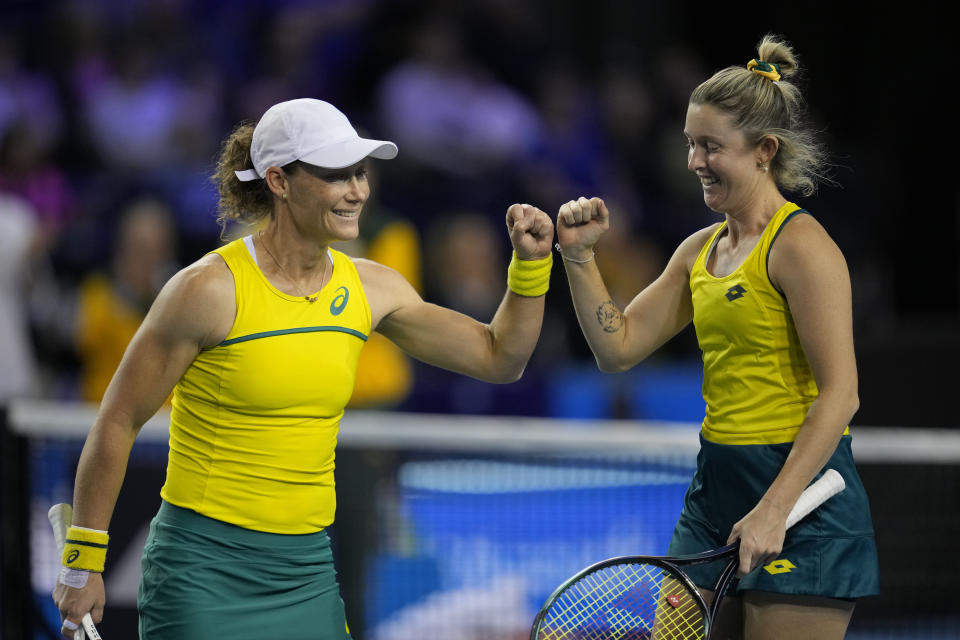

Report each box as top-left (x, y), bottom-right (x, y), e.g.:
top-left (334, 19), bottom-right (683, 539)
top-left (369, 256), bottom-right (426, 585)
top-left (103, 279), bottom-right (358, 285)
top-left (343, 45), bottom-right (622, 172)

top-left (556, 196), bottom-right (609, 261)
top-left (506, 203), bottom-right (554, 260)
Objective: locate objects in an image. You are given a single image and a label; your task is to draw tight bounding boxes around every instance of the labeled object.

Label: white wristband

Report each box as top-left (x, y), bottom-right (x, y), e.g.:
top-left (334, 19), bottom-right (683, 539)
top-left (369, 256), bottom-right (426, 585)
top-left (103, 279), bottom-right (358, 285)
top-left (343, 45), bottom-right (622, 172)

top-left (59, 566), bottom-right (90, 588)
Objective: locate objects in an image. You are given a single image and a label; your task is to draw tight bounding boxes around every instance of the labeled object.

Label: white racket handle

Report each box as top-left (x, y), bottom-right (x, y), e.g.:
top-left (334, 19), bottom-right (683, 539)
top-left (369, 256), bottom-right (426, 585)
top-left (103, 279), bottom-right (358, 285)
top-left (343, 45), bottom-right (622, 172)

top-left (785, 469), bottom-right (846, 530)
top-left (48, 503), bottom-right (104, 640)
top-left (80, 616), bottom-right (102, 640)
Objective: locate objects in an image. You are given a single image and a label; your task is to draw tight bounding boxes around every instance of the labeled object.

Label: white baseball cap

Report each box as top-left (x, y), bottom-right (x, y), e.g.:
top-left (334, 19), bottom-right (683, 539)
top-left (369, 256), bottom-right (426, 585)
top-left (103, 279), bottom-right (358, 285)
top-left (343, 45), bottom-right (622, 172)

top-left (235, 98), bottom-right (398, 181)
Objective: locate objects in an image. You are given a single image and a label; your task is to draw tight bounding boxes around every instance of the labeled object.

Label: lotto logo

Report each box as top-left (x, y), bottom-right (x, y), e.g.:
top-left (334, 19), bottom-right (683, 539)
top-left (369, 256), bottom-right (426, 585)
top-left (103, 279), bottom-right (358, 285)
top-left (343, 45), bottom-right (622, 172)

top-left (763, 559), bottom-right (796, 575)
top-left (725, 284), bottom-right (747, 301)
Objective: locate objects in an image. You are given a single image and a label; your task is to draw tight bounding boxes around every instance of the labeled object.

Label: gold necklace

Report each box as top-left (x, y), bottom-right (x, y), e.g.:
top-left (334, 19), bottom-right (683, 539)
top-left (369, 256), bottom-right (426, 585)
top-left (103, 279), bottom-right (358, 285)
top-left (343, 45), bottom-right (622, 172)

top-left (258, 231), bottom-right (326, 303)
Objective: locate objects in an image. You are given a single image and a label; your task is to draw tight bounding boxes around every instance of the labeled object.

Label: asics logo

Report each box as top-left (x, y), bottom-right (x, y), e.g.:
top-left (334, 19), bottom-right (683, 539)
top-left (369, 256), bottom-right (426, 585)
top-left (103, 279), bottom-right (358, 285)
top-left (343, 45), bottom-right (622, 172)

top-left (67, 550), bottom-right (80, 564)
top-left (330, 287), bottom-right (349, 315)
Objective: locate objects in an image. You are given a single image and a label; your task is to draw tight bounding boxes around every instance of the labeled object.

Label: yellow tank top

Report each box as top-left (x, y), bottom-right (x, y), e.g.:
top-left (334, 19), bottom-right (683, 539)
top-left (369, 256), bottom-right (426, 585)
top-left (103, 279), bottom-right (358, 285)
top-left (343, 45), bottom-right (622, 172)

top-left (691, 202), bottom-right (841, 445)
top-left (161, 237), bottom-right (371, 533)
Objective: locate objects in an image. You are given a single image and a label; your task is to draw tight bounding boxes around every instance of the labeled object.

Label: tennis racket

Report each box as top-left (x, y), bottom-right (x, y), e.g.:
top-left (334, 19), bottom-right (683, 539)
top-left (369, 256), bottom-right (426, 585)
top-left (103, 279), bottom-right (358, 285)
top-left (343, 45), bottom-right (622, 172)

top-left (48, 503), bottom-right (105, 640)
top-left (530, 468), bottom-right (846, 640)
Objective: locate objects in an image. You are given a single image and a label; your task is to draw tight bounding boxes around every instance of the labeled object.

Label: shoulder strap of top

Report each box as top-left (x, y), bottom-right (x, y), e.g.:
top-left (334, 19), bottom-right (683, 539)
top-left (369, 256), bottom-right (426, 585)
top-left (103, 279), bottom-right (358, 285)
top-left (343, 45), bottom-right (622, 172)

top-left (692, 222), bottom-right (728, 276)
top-left (764, 203), bottom-right (809, 292)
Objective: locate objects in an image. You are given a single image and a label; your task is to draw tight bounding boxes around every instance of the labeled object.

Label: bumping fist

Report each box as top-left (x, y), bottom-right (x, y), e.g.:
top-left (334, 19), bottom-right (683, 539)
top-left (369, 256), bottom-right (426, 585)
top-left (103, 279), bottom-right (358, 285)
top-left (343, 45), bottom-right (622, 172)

top-left (556, 196), bottom-right (609, 259)
top-left (506, 203), bottom-right (554, 260)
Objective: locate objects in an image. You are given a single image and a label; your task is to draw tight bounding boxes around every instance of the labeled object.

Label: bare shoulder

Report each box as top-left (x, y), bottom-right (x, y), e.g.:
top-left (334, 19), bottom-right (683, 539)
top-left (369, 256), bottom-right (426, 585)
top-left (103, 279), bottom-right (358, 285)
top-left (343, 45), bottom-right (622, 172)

top-left (683, 222), bottom-right (724, 250)
top-left (769, 212), bottom-right (848, 290)
top-left (352, 256), bottom-right (401, 281)
top-left (672, 222), bottom-right (724, 272)
top-left (352, 256), bottom-right (412, 296)
top-left (161, 253), bottom-right (234, 307)
top-left (775, 211), bottom-right (836, 246)
top-left (148, 252), bottom-right (237, 347)
top-left (770, 213), bottom-right (845, 264)
top-left (351, 256), bottom-right (419, 328)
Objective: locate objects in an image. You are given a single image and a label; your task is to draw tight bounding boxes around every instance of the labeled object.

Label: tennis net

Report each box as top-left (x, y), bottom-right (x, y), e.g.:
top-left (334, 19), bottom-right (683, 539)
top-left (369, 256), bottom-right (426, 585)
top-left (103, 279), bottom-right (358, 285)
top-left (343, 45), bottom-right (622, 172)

top-left (4, 399), bottom-right (959, 639)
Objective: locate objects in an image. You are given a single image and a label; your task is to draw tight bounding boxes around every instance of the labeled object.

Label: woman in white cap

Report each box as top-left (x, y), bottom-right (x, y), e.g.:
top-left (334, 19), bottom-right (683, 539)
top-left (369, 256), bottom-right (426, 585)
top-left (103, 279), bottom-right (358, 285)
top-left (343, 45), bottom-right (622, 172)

top-left (52, 98), bottom-right (555, 638)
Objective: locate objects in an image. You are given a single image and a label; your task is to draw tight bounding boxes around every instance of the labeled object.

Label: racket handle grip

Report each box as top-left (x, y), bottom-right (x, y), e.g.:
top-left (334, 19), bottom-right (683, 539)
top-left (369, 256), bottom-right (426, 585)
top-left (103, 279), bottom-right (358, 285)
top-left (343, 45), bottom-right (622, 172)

top-left (785, 469), bottom-right (846, 530)
top-left (82, 613), bottom-right (102, 639)
top-left (48, 504), bottom-right (104, 640)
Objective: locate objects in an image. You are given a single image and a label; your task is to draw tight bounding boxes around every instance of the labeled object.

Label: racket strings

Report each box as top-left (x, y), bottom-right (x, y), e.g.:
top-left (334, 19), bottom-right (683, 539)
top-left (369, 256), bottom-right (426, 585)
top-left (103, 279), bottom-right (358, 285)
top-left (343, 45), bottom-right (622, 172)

top-left (536, 562), bottom-right (705, 639)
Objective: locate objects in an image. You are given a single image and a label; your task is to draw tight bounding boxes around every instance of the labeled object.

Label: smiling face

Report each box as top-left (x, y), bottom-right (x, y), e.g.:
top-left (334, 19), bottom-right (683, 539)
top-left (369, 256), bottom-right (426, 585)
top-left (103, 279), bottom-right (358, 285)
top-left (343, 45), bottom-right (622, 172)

top-left (283, 161), bottom-right (371, 243)
top-left (684, 103), bottom-right (768, 215)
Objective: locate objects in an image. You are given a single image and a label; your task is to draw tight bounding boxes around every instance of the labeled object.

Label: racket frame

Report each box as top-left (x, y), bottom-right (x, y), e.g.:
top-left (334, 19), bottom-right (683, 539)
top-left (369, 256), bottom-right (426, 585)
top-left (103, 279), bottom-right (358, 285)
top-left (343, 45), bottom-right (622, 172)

top-left (530, 544), bottom-right (739, 639)
top-left (530, 469), bottom-right (846, 640)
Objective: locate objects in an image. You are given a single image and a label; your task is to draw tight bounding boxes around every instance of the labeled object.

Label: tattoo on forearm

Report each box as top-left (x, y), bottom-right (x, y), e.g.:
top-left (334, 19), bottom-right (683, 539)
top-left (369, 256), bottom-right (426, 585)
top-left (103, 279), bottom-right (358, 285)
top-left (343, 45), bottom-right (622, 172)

top-left (596, 300), bottom-right (623, 333)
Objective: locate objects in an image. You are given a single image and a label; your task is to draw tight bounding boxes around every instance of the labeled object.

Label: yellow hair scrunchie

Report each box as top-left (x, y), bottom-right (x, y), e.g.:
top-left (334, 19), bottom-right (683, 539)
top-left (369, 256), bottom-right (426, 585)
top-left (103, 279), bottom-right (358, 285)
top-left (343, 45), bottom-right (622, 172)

top-left (747, 59), bottom-right (782, 82)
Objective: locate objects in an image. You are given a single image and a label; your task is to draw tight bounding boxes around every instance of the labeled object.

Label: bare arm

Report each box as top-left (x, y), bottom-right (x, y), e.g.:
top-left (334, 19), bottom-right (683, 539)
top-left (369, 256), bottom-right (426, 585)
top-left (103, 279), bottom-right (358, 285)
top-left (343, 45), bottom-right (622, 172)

top-left (729, 214), bottom-right (859, 573)
top-left (55, 255), bottom-right (235, 627)
top-left (556, 197), bottom-right (714, 372)
top-left (359, 204), bottom-right (554, 383)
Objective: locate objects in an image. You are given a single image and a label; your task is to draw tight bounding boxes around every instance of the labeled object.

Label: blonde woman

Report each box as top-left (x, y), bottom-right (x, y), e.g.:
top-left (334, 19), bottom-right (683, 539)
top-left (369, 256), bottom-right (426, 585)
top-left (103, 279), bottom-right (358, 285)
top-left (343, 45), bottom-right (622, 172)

top-left (556, 36), bottom-right (878, 638)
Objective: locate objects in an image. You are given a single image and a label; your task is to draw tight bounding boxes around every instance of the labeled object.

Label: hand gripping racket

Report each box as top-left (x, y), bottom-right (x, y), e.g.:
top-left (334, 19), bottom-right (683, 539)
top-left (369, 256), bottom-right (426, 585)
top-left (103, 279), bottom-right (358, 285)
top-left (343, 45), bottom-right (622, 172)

top-left (530, 468), bottom-right (846, 640)
top-left (48, 503), bottom-right (104, 640)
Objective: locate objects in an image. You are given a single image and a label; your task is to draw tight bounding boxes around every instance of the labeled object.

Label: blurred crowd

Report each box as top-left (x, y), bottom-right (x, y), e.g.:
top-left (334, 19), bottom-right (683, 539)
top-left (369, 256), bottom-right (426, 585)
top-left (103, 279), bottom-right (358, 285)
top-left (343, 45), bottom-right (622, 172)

top-left (1, 0), bottom-right (837, 417)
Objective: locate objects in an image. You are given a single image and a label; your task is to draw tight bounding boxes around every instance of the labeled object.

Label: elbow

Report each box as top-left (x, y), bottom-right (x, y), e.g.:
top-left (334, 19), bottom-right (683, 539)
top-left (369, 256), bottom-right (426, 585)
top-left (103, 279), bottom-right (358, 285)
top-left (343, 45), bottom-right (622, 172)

top-left (822, 384), bottom-right (860, 425)
top-left (472, 354), bottom-right (528, 384)
top-left (595, 354), bottom-right (634, 374)
top-left (837, 379), bottom-right (860, 421)
top-left (847, 390), bottom-right (860, 422)
top-left (597, 361), bottom-right (625, 374)
top-left (488, 363), bottom-right (526, 384)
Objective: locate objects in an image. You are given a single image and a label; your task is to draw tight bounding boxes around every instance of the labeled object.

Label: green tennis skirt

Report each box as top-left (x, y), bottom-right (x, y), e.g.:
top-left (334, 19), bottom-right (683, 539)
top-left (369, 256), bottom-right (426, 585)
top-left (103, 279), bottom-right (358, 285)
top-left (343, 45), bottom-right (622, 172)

top-left (138, 501), bottom-right (351, 639)
top-left (666, 435), bottom-right (880, 599)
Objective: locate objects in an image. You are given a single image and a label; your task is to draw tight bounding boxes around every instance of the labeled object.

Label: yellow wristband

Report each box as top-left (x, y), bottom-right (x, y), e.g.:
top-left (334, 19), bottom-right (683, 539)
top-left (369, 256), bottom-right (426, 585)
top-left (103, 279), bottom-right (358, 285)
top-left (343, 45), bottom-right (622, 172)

top-left (62, 526), bottom-right (109, 572)
top-left (507, 251), bottom-right (552, 297)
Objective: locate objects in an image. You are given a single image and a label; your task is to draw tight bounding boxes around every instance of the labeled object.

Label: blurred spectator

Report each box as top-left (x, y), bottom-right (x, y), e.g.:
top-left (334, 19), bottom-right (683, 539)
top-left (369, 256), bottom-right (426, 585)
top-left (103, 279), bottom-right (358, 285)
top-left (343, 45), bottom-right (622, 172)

top-left (0, 192), bottom-right (40, 401)
top-left (147, 55), bottom-right (225, 247)
top-left (341, 161), bottom-right (424, 410)
top-left (80, 37), bottom-right (184, 170)
top-left (0, 121), bottom-right (78, 253)
top-left (423, 210), bottom-right (505, 321)
top-left (520, 61), bottom-right (606, 214)
top-left (596, 58), bottom-right (659, 221)
top-left (593, 199), bottom-right (666, 311)
top-left (460, 0), bottom-right (553, 93)
top-left (376, 14), bottom-right (543, 179)
top-left (647, 44), bottom-right (712, 244)
top-left (252, 0), bottom-right (377, 104)
top-left (75, 3), bottom-right (223, 175)
top-left (0, 118), bottom-right (79, 399)
top-left (74, 197), bottom-right (179, 402)
top-left (0, 31), bottom-right (64, 161)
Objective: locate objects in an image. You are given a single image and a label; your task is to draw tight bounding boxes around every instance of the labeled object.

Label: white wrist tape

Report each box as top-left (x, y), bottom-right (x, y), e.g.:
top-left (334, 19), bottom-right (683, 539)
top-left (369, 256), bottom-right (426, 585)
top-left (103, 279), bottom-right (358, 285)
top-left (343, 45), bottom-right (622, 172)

top-left (59, 566), bottom-right (90, 588)
top-left (70, 525), bottom-right (109, 534)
